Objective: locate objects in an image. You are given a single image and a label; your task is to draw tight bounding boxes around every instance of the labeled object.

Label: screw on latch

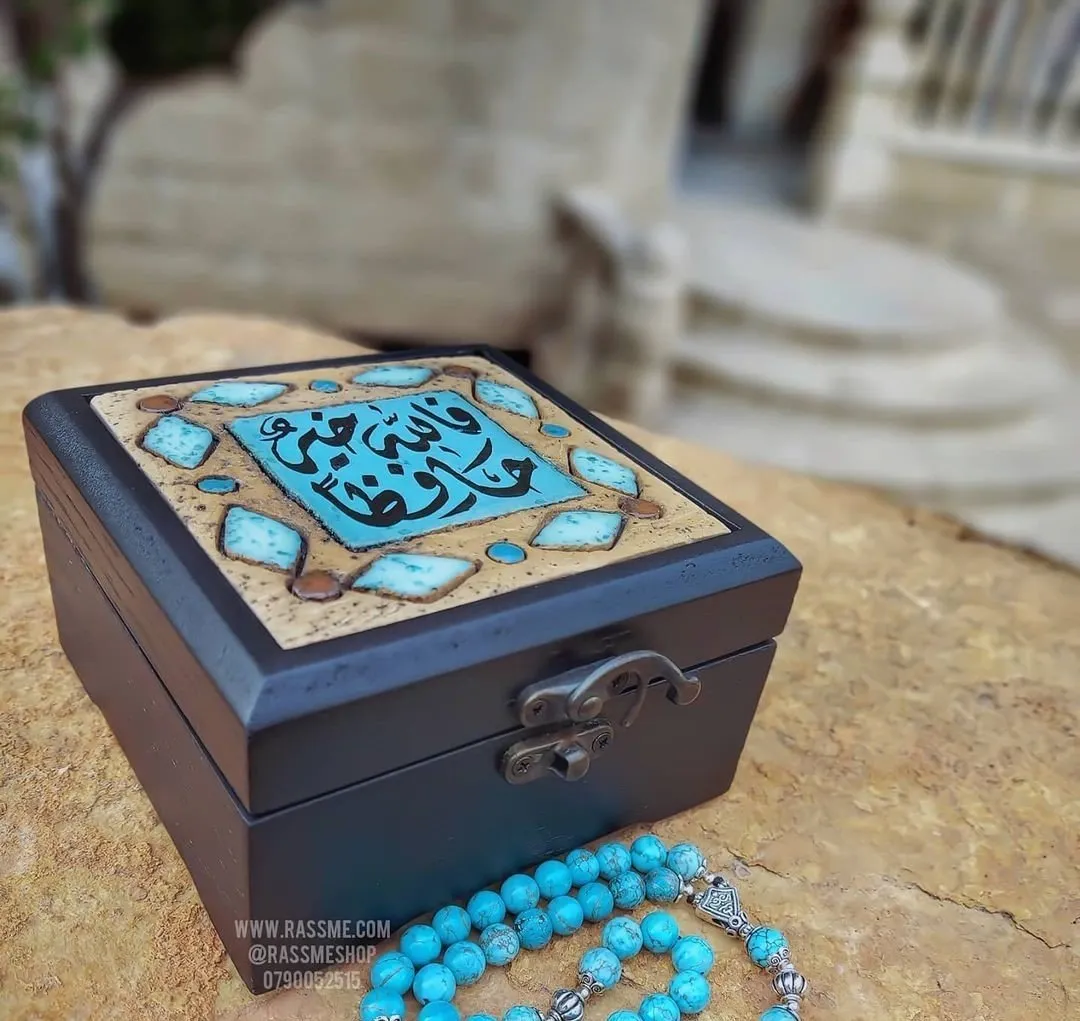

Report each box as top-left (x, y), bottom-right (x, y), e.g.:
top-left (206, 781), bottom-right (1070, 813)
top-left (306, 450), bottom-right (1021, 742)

top-left (512, 755), bottom-right (536, 776)
top-left (591, 732), bottom-right (610, 754)
top-left (529, 700), bottom-right (546, 719)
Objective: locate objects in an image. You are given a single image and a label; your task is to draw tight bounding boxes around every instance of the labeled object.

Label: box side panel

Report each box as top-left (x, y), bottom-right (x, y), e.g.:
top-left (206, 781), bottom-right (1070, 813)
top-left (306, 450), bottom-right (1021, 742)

top-left (247, 641), bottom-right (775, 980)
top-left (26, 420), bottom-right (253, 804)
top-left (37, 497), bottom-right (260, 987)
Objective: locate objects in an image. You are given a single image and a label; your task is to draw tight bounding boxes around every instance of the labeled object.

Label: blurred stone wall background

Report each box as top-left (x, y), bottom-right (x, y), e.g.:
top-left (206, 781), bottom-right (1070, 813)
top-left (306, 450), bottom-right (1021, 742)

top-left (70, 0), bottom-right (703, 342)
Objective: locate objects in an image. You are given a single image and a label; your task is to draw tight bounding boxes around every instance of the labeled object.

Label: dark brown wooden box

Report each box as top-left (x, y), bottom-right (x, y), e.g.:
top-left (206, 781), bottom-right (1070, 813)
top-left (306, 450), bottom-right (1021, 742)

top-left (24, 347), bottom-right (800, 992)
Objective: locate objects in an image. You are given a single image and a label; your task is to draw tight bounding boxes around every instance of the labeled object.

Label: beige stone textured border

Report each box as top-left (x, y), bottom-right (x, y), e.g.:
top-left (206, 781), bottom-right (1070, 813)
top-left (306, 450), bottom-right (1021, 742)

top-left (92, 355), bottom-right (728, 648)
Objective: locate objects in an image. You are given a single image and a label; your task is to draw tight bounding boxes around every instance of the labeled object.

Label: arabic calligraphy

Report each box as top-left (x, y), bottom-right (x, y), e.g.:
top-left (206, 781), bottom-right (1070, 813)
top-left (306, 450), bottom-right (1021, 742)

top-left (227, 390), bottom-right (586, 549)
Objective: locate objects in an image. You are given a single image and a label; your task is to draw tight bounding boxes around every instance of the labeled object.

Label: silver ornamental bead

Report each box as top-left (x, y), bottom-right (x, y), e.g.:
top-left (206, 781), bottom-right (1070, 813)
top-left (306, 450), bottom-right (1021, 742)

top-left (575, 972), bottom-right (604, 998)
top-left (773, 968), bottom-right (808, 1001)
top-left (765, 944), bottom-right (793, 975)
top-left (693, 875), bottom-right (753, 938)
top-left (544, 988), bottom-right (586, 1021)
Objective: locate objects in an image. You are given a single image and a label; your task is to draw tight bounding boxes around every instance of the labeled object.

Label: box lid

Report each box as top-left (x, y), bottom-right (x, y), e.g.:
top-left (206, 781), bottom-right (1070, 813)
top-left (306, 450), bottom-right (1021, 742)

top-left (25, 347), bottom-right (800, 815)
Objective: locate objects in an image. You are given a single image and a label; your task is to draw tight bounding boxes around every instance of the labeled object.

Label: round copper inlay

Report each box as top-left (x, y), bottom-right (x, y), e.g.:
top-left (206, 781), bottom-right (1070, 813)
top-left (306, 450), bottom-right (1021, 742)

top-left (137, 394), bottom-right (181, 413)
top-left (290, 571), bottom-right (343, 601)
top-left (441, 364), bottom-right (477, 379)
top-left (618, 496), bottom-right (663, 520)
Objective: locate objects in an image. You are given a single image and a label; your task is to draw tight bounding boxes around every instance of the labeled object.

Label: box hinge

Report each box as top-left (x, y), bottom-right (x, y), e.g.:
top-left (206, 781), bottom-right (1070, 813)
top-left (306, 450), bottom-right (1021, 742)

top-left (501, 650), bottom-right (700, 784)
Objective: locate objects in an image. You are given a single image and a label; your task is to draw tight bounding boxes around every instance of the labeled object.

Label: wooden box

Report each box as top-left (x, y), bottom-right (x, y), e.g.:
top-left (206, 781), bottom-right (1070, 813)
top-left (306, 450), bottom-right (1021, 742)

top-left (24, 348), bottom-right (800, 992)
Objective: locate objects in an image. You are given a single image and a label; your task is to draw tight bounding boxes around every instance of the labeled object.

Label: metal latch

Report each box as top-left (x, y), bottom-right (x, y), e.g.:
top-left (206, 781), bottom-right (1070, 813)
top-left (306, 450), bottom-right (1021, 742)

top-left (501, 650), bottom-right (700, 785)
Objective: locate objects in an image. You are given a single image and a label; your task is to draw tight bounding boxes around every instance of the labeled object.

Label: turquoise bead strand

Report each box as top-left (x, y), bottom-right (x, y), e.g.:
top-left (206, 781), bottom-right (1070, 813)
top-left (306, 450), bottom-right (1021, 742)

top-left (362, 837), bottom-right (809, 1021)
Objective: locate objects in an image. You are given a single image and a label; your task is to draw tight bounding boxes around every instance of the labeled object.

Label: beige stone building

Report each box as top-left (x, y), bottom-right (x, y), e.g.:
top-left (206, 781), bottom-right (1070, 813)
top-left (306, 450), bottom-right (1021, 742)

top-left (57, 0), bottom-right (1080, 567)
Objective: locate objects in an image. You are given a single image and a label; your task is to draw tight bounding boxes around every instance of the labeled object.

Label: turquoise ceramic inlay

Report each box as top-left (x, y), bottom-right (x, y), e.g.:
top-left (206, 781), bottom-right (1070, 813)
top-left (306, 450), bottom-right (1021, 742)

top-left (221, 506), bottom-right (303, 572)
top-left (474, 379), bottom-right (538, 419)
top-left (189, 381), bottom-right (289, 406)
top-left (310, 379), bottom-right (342, 393)
top-left (540, 423), bottom-right (570, 438)
top-left (142, 415), bottom-right (215, 469)
top-left (531, 510), bottom-right (624, 551)
top-left (196, 475), bottom-right (239, 494)
top-left (352, 552), bottom-right (475, 600)
top-left (570, 447), bottom-right (639, 496)
top-left (486, 542), bottom-right (526, 565)
top-left (352, 365), bottom-right (435, 387)
top-left (228, 390), bottom-right (585, 549)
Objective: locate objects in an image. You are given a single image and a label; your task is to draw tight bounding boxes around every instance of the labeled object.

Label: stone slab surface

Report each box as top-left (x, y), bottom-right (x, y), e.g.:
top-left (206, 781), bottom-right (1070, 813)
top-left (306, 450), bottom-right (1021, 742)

top-left (1, 310), bottom-right (1077, 1021)
top-left (677, 322), bottom-right (1068, 424)
top-left (666, 389), bottom-right (1080, 498)
top-left (673, 201), bottom-right (1005, 346)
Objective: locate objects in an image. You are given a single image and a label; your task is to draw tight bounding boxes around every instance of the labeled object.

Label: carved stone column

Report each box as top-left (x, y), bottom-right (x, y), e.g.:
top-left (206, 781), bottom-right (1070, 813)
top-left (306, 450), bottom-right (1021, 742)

top-left (810, 0), bottom-right (919, 216)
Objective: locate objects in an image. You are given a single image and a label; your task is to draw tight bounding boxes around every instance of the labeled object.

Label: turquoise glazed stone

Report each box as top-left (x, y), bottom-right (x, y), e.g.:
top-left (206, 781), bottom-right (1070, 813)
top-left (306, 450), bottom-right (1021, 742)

top-left (500, 873), bottom-right (541, 914)
top-left (360, 989), bottom-right (406, 1021)
top-left (466, 1015), bottom-right (499, 1021)
top-left (570, 448), bottom-right (639, 496)
top-left (196, 474), bottom-right (239, 494)
top-left (631, 835), bottom-right (668, 873)
top-left (577, 881), bottom-right (615, 922)
top-left (503, 1007), bottom-right (542, 1021)
top-left (221, 506), bottom-right (303, 572)
top-left (580, 947), bottom-right (622, 989)
top-left (540, 423), bottom-right (570, 438)
top-left (370, 951), bottom-right (415, 995)
top-left (309, 379), bottom-right (341, 393)
top-left (353, 553), bottom-right (474, 600)
top-left (514, 907), bottom-right (553, 950)
top-left (669, 972), bottom-right (711, 1014)
top-left (443, 941), bottom-right (486, 986)
top-left (639, 993), bottom-right (681, 1021)
top-left (565, 848), bottom-right (600, 886)
top-left (595, 843), bottom-right (632, 880)
top-left (547, 894), bottom-right (584, 936)
top-left (759, 1010), bottom-right (796, 1021)
top-left (433, 905), bottom-right (473, 946)
top-left (413, 963), bottom-right (456, 1004)
top-left (486, 541), bottom-right (526, 565)
top-left (602, 917), bottom-right (643, 959)
top-left (531, 510), bottom-right (624, 551)
top-left (666, 843), bottom-right (705, 881)
top-left (610, 871), bottom-right (646, 910)
top-left (479, 923), bottom-right (520, 966)
top-left (534, 860), bottom-right (573, 899)
top-left (467, 890), bottom-right (506, 930)
top-left (400, 924), bottom-right (442, 967)
top-left (608, 1013), bottom-right (641, 1021)
top-left (352, 365), bottom-right (434, 387)
top-left (640, 912), bottom-right (680, 954)
top-left (671, 935), bottom-right (714, 975)
top-left (142, 415), bottom-right (215, 469)
top-left (419, 1004), bottom-right (461, 1021)
top-left (644, 867), bottom-right (682, 904)
top-left (746, 927), bottom-right (788, 969)
top-left (189, 380), bottom-right (288, 407)
top-left (474, 379), bottom-right (538, 418)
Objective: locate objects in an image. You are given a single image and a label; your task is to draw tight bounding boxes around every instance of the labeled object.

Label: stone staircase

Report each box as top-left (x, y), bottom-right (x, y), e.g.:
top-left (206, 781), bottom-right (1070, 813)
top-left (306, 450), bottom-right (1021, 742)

top-left (661, 202), bottom-right (1080, 568)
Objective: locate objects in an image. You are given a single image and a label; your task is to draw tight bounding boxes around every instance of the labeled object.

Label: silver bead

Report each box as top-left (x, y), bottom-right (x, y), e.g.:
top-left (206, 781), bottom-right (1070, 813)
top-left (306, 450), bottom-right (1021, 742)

top-left (693, 876), bottom-right (753, 938)
top-left (694, 858), bottom-right (709, 879)
top-left (575, 972), bottom-right (604, 999)
top-left (544, 988), bottom-right (586, 1021)
top-left (772, 969), bottom-right (808, 1000)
